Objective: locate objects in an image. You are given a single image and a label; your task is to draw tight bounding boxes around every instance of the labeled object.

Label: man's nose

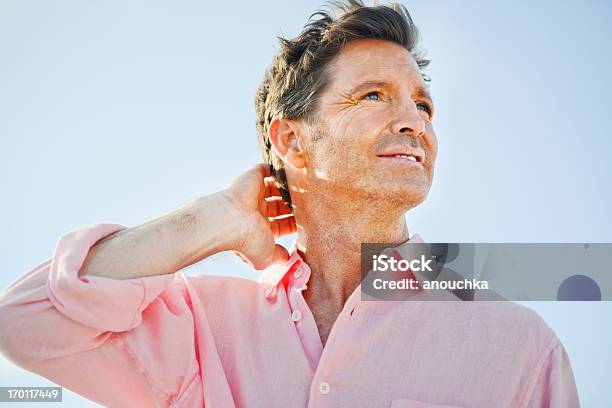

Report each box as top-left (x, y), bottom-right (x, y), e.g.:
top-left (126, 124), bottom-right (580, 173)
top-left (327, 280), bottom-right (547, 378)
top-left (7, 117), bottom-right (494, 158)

top-left (390, 101), bottom-right (426, 138)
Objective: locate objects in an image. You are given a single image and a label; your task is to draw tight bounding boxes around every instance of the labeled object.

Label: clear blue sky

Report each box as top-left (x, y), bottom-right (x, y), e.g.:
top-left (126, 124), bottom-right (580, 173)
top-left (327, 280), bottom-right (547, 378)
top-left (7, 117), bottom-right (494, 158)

top-left (1, 1), bottom-right (611, 406)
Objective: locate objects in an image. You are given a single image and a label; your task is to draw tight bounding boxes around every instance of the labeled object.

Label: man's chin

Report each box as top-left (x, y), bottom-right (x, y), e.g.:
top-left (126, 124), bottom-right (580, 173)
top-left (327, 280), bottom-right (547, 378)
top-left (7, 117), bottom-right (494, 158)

top-left (363, 186), bottom-right (429, 211)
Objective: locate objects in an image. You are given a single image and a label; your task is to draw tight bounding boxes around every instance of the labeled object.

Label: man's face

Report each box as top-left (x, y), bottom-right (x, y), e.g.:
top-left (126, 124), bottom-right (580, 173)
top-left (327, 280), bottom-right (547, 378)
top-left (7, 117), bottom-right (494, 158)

top-left (299, 38), bottom-right (437, 210)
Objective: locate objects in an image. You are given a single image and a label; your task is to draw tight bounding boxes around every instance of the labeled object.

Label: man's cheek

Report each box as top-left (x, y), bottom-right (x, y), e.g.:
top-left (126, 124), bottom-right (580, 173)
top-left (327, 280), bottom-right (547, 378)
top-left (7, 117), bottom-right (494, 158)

top-left (339, 154), bottom-right (365, 180)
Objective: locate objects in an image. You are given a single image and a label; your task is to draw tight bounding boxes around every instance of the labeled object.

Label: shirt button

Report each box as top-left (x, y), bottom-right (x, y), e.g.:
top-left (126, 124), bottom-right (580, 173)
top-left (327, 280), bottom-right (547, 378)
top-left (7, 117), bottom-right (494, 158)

top-left (291, 310), bottom-right (302, 322)
top-left (319, 382), bottom-right (330, 395)
top-left (293, 268), bottom-right (303, 279)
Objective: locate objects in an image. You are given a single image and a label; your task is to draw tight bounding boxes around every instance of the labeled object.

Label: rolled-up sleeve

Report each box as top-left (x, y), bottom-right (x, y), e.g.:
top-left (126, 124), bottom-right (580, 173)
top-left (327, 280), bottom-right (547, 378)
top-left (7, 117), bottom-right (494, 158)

top-left (0, 224), bottom-right (202, 407)
top-left (46, 223), bottom-right (175, 332)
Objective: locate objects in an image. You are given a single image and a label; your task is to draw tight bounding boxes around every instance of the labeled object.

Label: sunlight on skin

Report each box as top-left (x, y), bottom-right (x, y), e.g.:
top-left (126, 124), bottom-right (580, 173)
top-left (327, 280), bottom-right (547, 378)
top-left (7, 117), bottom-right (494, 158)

top-left (264, 39), bottom-right (439, 341)
top-left (290, 185), bottom-right (307, 193)
top-left (313, 169), bottom-right (330, 180)
top-left (279, 39), bottom-right (437, 219)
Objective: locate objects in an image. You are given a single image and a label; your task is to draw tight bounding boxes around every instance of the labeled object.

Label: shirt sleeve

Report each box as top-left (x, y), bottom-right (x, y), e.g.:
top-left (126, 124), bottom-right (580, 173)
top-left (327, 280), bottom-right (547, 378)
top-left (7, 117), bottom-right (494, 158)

top-left (0, 224), bottom-right (202, 407)
top-left (524, 340), bottom-right (580, 408)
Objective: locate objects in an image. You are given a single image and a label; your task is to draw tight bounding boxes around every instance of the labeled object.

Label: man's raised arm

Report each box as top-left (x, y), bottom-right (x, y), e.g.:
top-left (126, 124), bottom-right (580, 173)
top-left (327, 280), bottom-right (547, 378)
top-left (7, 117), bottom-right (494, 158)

top-left (79, 163), bottom-right (295, 280)
top-left (0, 164), bottom-right (295, 407)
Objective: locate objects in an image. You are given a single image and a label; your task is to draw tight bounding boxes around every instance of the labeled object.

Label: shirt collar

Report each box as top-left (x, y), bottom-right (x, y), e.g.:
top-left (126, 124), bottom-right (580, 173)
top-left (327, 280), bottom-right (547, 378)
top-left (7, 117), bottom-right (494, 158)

top-left (258, 232), bottom-right (424, 299)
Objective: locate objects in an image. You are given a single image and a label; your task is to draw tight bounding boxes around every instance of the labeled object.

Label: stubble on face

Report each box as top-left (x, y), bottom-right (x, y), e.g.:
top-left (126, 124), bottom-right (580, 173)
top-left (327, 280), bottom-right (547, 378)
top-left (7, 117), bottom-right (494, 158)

top-left (291, 39), bottom-right (437, 215)
top-left (301, 110), bottom-right (433, 213)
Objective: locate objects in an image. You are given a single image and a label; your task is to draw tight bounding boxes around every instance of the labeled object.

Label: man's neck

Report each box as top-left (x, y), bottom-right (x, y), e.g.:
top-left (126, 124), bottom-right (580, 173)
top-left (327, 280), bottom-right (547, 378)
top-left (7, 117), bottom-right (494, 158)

top-left (294, 194), bottom-right (409, 313)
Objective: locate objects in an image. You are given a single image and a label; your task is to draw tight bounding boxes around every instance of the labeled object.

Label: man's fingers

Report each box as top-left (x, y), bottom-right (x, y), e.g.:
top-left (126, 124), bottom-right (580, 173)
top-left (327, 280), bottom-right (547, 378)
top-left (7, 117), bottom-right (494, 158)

top-left (266, 197), bottom-right (293, 219)
top-left (270, 216), bottom-right (297, 238)
top-left (264, 177), bottom-right (282, 198)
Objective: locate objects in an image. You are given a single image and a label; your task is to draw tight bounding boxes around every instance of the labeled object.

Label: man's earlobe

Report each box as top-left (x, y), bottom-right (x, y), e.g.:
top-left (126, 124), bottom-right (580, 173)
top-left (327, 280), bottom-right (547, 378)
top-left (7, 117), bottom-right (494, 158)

top-left (269, 117), bottom-right (306, 169)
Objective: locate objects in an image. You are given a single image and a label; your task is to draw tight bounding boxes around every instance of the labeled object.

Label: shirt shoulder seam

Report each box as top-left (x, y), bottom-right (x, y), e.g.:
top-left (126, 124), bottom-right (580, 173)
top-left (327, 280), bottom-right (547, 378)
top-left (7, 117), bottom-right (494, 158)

top-left (517, 336), bottom-right (561, 408)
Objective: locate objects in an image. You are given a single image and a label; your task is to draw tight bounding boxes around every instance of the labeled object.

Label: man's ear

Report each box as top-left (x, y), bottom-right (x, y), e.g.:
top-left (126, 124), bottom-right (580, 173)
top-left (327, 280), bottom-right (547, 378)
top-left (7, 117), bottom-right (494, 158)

top-left (268, 117), bottom-right (306, 169)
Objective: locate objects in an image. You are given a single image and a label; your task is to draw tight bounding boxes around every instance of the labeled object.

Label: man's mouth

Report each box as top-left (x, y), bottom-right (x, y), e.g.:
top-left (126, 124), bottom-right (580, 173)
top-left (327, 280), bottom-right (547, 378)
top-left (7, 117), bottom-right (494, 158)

top-left (376, 149), bottom-right (424, 164)
top-left (379, 153), bottom-right (420, 162)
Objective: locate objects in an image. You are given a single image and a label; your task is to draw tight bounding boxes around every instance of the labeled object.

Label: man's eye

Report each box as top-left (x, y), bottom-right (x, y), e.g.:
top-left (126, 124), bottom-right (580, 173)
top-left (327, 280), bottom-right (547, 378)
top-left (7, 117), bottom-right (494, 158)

top-left (363, 92), bottom-right (381, 101)
top-left (416, 102), bottom-right (432, 116)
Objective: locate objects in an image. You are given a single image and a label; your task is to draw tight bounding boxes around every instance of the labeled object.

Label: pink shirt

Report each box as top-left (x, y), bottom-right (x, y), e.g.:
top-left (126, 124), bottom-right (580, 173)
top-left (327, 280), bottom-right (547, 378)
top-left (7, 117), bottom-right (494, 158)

top-left (0, 223), bottom-right (579, 407)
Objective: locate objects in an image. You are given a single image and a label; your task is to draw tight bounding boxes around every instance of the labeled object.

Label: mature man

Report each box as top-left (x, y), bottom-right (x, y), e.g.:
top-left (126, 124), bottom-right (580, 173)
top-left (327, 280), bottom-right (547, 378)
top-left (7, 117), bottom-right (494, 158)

top-left (0, 1), bottom-right (579, 407)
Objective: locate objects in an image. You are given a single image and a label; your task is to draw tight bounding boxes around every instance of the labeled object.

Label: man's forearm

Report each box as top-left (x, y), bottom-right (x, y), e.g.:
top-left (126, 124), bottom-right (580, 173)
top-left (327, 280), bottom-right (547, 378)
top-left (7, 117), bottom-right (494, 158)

top-left (78, 191), bottom-right (242, 280)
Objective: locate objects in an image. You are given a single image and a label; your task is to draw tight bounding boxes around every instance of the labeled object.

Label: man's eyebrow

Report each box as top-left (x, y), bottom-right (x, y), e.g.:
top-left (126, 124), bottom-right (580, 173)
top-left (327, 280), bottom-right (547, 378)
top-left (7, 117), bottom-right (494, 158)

top-left (344, 80), bottom-right (392, 96)
top-left (344, 80), bottom-right (433, 102)
top-left (413, 85), bottom-right (433, 102)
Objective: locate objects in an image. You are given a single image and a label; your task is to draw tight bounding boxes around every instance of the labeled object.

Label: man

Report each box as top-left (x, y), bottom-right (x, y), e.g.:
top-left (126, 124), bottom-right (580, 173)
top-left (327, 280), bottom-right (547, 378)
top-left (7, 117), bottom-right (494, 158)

top-left (0, 1), bottom-right (579, 407)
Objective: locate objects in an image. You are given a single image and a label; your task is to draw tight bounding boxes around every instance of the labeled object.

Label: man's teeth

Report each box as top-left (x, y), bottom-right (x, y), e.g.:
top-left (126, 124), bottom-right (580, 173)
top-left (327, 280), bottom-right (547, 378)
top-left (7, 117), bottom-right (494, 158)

top-left (393, 154), bottom-right (418, 162)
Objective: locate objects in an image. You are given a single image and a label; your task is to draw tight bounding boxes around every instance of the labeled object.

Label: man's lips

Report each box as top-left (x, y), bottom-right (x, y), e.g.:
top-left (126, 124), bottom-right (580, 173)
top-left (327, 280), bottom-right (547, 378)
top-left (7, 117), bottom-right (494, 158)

top-left (376, 148), bottom-right (425, 164)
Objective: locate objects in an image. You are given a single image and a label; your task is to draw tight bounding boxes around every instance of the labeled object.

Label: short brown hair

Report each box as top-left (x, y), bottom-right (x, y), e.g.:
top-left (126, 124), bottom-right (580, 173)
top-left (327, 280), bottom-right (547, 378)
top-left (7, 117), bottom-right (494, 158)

top-left (254, 0), bottom-right (429, 207)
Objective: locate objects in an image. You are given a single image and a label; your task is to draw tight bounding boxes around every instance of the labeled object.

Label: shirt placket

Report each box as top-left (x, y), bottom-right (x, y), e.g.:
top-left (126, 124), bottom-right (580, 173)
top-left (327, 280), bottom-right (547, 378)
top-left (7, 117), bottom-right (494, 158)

top-left (306, 285), bottom-right (361, 407)
top-left (286, 260), bottom-right (323, 375)
top-left (285, 259), bottom-right (364, 407)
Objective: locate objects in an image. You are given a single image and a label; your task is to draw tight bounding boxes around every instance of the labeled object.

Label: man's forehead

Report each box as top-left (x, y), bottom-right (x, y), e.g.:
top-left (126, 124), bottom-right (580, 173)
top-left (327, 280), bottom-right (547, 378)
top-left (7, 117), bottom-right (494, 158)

top-left (327, 39), bottom-right (426, 92)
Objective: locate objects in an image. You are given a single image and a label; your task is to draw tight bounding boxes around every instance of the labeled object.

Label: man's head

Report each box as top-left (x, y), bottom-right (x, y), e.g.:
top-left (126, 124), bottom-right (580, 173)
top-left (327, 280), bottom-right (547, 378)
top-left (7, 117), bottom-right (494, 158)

top-left (255, 0), bottom-right (437, 213)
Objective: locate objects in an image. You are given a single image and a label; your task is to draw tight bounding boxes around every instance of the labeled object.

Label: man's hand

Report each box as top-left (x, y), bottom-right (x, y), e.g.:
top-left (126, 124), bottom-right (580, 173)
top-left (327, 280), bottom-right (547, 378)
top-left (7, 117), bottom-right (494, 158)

top-left (221, 164), bottom-right (297, 270)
